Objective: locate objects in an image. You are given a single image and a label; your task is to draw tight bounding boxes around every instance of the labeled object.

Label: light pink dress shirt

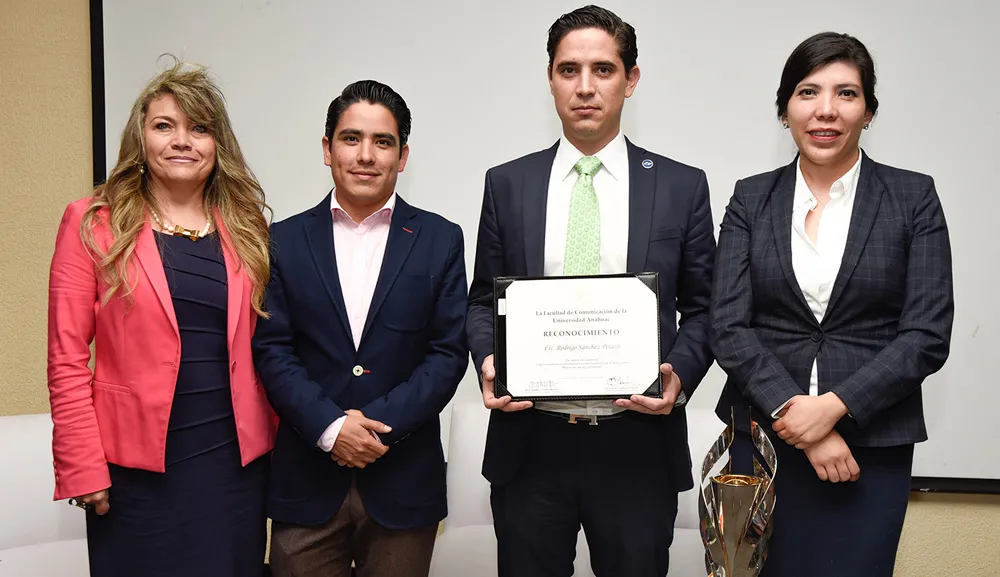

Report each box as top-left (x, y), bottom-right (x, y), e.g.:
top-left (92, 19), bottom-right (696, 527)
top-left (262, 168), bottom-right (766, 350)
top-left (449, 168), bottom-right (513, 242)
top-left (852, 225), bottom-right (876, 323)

top-left (317, 190), bottom-right (395, 452)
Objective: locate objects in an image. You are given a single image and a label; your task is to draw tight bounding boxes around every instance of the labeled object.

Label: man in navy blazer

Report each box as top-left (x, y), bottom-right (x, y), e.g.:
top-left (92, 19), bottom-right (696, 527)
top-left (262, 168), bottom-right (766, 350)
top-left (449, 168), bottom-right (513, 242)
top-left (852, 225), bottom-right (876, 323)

top-left (466, 6), bottom-right (716, 577)
top-left (252, 80), bottom-right (468, 577)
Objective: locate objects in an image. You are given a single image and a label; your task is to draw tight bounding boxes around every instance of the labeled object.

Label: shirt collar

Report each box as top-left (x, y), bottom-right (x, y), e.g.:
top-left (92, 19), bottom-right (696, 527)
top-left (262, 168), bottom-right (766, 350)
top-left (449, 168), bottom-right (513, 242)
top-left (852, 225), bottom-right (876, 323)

top-left (793, 152), bottom-right (863, 211)
top-left (330, 188), bottom-right (396, 224)
top-left (553, 131), bottom-right (628, 183)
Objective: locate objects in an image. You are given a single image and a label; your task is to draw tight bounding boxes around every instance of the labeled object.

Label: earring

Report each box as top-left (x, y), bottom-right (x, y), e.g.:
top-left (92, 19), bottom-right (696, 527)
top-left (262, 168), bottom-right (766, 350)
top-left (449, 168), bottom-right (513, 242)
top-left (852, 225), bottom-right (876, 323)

top-left (863, 124), bottom-right (870, 130)
top-left (782, 123), bottom-right (789, 129)
top-left (139, 165), bottom-right (145, 174)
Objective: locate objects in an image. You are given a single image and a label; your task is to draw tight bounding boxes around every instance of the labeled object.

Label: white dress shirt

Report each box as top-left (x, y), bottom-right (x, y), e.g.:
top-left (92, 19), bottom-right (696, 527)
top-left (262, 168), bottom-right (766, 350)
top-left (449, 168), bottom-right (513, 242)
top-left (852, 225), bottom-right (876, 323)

top-left (536, 132), bottom-right (686, 415)
top-left (317, 190), bottom-right (395, 451)
top-left (542, 132), bottom-right (631, 279)
top-left (772, 154), bottom-right (862, 416)
top-left (537, 132), bottom-right (628, 416)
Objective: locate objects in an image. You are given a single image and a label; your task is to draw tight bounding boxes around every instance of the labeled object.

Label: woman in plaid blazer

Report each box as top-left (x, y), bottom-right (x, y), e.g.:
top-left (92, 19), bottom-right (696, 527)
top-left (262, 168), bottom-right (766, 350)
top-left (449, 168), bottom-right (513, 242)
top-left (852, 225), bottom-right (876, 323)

top-left (710, 32), bottom-right (953, 577)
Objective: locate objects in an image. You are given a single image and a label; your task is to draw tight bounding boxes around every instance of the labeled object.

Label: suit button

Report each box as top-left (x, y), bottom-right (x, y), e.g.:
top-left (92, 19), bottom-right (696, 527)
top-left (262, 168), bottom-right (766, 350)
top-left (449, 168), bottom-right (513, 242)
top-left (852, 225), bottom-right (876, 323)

top-left (811, 331), bottom-right (823, 342)
top-left (352, 365), bottom-right (364, 377)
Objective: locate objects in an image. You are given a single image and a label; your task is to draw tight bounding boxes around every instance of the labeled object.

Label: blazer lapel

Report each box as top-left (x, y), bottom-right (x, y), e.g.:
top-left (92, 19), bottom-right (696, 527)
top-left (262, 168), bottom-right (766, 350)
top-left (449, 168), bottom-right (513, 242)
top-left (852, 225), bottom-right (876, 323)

top-left (824, 152), bottom-right (883, 317)
top-left (360, 197), bottom-right (419, 344)
top-left (625, 139), bottom-right (655, 272)
top-left (214, 209), bottom-right (244, 352)
top-left (135, 222), bottom-right (178, 334)
top-left (523, 142), bottom-right (559, 277)
top-left (769, 159), bottom-right (814, 321)
top-left (304, 192), bottom-right (353, 345)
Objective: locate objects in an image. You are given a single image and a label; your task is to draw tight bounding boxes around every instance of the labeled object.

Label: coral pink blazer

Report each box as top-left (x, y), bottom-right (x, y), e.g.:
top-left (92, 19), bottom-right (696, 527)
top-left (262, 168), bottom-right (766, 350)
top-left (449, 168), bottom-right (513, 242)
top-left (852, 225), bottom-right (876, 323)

top-left (47, 198), bottom-right (276, 500)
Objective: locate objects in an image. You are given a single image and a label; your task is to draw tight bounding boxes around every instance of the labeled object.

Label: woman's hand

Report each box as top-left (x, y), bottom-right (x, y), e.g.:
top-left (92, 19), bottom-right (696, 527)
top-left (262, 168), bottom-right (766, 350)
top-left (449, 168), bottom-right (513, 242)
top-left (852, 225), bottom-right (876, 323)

top-left (773, 392), bottom-right (850, 449)
top-left (803, 430), bottom-right (860, 483)
top-left (73, 489), bottom-right (110, 515)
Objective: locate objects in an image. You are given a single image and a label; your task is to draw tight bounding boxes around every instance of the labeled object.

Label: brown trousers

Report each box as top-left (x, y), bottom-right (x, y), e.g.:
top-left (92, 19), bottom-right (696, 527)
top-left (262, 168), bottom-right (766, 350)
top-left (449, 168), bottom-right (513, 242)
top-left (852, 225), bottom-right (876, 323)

top-left (269, 479), bottom-right (437, 577)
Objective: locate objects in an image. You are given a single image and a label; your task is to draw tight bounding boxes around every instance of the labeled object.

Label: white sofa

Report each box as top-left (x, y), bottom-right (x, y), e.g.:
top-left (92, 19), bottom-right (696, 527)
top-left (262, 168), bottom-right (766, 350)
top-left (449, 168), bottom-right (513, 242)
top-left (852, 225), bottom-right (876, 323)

top-left (429, 403), bottom-right (725, 577)
top-left (0, 413), bottom-right (89, 576)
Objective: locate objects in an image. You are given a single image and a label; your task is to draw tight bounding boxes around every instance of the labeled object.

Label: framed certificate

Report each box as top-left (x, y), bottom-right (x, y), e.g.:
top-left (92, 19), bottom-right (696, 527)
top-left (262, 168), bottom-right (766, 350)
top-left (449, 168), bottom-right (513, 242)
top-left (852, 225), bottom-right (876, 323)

top-left (493, 273), bottom-right (661, 401)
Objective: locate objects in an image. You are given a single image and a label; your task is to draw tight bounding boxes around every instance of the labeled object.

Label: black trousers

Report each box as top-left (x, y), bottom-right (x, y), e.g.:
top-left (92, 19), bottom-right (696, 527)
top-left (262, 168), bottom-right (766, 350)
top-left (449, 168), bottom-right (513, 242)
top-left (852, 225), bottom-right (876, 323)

top-left (490, 411), bottom-right (678, 577)
top-left (731, 430), bottom-right (914, 577)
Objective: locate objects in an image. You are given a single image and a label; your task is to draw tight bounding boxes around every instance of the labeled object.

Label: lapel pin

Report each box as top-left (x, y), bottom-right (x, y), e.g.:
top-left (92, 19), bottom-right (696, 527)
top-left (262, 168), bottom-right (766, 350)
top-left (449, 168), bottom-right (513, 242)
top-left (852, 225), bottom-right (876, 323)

top-left (642, 159), bottom-right (654, 169)
top-left (402, 227), bottom-right (413, 234)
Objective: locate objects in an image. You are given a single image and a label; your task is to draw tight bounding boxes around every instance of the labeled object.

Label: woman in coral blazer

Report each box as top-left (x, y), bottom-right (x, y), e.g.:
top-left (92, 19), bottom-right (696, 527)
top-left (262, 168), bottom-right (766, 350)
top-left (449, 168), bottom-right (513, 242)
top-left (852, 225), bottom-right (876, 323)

top-left (47, 60), bottom-right (276, 577)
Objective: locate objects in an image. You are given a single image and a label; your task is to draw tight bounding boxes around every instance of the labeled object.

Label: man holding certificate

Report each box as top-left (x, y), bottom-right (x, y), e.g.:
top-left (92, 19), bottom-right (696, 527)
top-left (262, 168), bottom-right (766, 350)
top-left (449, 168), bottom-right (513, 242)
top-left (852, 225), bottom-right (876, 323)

top-left (466, 5), bottom-right (716, 577)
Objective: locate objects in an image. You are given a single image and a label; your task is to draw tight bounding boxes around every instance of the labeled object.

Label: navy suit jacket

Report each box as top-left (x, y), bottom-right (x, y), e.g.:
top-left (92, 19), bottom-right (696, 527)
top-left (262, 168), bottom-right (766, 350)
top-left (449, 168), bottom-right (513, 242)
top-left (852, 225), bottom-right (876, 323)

top-left (252, 193), bottom-right (469, 529)
top-left (710, 151), bottom-right (954, 447)
top-left (467, 138), bottom-right (716, 492)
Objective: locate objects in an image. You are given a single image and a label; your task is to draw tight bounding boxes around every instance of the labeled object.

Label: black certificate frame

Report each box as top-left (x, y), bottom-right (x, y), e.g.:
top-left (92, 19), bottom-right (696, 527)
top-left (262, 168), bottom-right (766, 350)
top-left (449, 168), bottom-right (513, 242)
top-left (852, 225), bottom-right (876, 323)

top-left (492, 272), bottom-right (662, 402)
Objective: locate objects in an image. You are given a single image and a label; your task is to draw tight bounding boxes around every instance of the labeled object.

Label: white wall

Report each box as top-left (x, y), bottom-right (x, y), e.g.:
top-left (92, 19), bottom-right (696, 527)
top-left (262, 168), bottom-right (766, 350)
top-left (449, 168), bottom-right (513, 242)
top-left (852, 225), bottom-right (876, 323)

top-left (104, 0), bottom-right (999, 479)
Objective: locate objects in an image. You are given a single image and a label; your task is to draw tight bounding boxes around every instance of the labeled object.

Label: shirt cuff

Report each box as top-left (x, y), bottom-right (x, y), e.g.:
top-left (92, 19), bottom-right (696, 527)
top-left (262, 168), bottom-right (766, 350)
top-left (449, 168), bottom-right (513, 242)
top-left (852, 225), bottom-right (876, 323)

top-left (770, 397), bottom-right (794, 419)
top-left (317, 415), bottom-right (347, 452)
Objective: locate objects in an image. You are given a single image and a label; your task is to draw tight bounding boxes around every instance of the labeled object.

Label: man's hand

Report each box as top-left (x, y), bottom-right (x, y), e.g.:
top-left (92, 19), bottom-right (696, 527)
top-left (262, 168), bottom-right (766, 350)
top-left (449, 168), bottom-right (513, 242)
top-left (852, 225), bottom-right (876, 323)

top-left (481, 354), bottom-right (533, 412)
top-left (772, 392), bottom-right (850, 449)
top-left (331, 410), bottom-right (391, 468)
top-left (803, 430), bottom-right (861, 483)
top-left (74, 489), bottom-right (110, 515)
top-left (613, 363), bottom-right (682, 415)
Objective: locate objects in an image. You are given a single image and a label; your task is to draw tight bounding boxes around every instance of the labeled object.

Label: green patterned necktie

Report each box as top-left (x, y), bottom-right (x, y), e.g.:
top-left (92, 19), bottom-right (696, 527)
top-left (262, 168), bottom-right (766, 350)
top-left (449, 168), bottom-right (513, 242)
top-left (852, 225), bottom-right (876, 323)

top-left (563, 155), bottom-right (603, 276)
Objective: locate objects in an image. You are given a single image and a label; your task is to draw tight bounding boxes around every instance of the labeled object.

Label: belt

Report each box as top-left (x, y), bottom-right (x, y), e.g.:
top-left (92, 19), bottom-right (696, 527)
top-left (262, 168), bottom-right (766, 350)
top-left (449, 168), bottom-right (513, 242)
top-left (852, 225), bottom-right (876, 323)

top-left (535, 409), bottom-right (627, 425)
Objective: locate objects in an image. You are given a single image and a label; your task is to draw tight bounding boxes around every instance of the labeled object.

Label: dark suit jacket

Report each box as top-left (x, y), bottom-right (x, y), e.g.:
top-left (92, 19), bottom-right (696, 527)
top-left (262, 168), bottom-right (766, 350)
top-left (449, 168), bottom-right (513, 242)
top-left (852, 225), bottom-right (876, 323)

top-left (467, 138), bottom-right (716, 492)
top-left (710, 151), bottom-right (953, 447)
top-left (252, 193), bottom-right (469, 529)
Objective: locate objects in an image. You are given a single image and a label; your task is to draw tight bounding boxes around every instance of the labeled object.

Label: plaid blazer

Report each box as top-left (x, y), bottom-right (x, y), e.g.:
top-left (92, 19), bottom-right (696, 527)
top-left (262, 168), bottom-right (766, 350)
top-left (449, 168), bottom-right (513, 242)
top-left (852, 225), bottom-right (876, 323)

top-left (710, 150), bottom-right (954, 447)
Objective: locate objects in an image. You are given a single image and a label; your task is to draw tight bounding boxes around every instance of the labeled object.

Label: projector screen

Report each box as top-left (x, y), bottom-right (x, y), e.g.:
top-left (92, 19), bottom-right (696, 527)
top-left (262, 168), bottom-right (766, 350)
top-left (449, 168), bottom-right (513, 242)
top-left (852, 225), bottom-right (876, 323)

top-left (97, 0), bottom-right (998, 488)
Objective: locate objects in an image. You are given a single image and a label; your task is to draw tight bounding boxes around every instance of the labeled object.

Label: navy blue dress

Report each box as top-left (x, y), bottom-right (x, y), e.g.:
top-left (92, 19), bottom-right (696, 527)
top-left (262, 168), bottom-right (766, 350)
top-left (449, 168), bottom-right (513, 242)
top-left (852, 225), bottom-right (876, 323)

top-left (86, 231), bottom-right (269, 577)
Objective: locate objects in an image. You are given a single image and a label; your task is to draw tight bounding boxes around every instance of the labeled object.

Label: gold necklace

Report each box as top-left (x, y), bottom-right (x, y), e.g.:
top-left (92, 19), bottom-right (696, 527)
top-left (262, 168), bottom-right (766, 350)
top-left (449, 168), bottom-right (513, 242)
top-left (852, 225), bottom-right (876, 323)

top-left (148, 205), bottom-right (212, 241)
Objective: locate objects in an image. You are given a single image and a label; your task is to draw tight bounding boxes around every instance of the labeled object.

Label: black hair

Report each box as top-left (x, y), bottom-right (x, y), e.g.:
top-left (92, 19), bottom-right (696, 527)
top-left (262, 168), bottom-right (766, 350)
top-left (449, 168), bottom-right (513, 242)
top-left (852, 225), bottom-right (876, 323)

top-left (776, 32), bottom-right (878, 120)
top-left (325, 80), bottom-right (412, 152)
top-left (547, 5), bottom-right (638, 74)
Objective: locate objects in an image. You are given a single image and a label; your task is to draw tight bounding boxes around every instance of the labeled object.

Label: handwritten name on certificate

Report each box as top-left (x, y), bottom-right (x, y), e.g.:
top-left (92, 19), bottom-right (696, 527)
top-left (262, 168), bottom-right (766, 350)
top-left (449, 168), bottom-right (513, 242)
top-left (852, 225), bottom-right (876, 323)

top-left (502, 275), bottom-right (660, 399)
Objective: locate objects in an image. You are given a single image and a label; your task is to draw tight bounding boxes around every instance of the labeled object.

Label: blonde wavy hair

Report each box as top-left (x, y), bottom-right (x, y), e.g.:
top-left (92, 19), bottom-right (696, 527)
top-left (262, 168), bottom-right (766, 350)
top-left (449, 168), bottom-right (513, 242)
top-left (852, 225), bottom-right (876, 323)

top-left (81, 58), bottom-right (271, 316)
